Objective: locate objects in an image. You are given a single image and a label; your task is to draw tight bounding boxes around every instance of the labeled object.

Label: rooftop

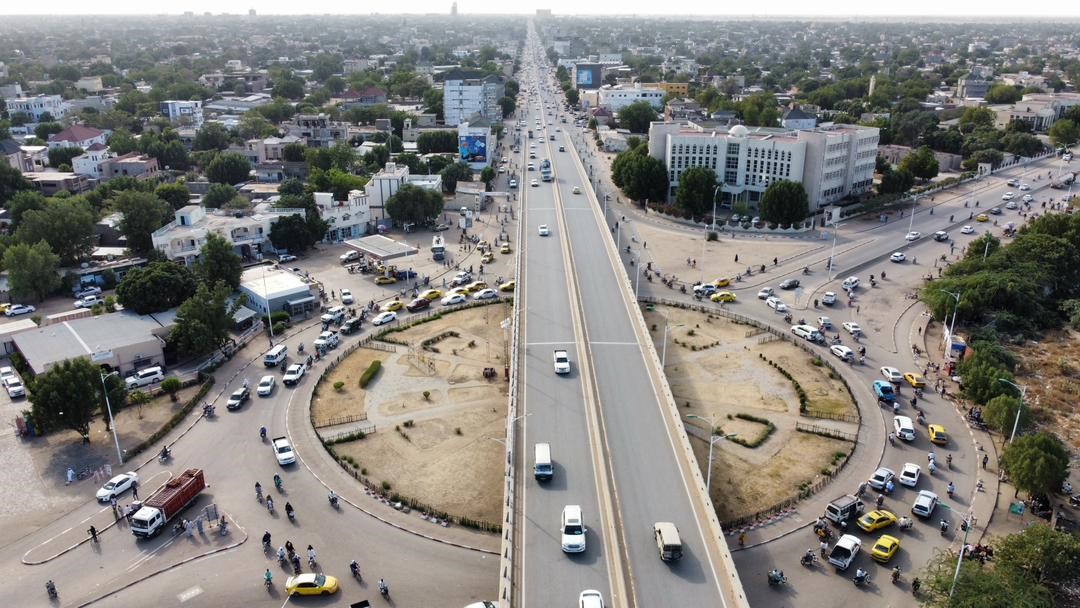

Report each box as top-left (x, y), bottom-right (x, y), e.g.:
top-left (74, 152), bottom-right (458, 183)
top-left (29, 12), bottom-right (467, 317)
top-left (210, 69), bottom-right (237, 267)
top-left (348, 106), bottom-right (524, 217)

top-left (240, 266), bottom-right (313, 299)
top-left (48, 125), bottom-right (105, 143)
top-left (12, 310), bottom-right (174, 375)
top-left (344, 234), bottom-right (419, 261)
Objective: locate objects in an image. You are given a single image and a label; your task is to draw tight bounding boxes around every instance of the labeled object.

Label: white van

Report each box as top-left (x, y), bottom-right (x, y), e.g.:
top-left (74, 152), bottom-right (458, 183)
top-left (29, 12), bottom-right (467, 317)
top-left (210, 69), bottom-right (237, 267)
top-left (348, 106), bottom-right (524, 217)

top-left (320, 306), bottom-right (346, 325)
top-left (893, 415), bottom-right (916, 441)
top-left (534, 443), bottom-right (553, 481)
top-left (263, 344), bottom-right (288, 367)
top-left (125, 366), bottom-right (165, 389)
top-left (791, 324), bottom-right (823, 343)
top-left (842, 276), bottom-right (860, 291)
top-left (653, 522), bottom-right (683, 561)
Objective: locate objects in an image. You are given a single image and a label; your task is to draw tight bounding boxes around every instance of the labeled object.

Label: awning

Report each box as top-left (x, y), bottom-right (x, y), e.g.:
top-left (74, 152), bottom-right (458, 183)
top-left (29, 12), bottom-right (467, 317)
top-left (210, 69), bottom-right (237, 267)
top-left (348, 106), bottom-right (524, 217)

top-left (287, 296), bottom-right (316, 306)
top-left (232, 305), bottom-right (258, 323)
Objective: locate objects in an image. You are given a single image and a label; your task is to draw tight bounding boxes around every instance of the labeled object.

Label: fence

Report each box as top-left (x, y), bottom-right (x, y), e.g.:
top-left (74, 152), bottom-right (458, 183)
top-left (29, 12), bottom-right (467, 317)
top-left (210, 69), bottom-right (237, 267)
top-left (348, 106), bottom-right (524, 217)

top-left (796, 421), bottom-right (858, 442)
top-left (802, 409), bottom-right (860, 424)
top-left (319, 422), bottom-right (376, 443)
top-left (314, 412), bottom-right (368, 429)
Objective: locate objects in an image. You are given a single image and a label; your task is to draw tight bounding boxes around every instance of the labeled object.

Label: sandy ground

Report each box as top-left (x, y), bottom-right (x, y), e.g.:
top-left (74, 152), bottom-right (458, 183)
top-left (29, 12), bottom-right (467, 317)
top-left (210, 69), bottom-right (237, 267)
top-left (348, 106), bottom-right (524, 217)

top-left (627, 219), bottom-right (827, 284)
top-left (330, 304), bottom-right (511, 525)
top-left (645, 305), bottom-right (855, 521)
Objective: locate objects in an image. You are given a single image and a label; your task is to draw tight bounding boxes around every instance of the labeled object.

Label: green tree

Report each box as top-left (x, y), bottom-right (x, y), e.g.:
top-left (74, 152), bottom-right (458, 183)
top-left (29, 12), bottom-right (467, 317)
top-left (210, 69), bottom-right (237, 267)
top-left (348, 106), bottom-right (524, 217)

top-left (5, 190), bottom-right (46, 230)
top-left (385, 184), bottom-right (444, 225)
top-left (193, 123), bottom-right (231, 151)
top-left (107, 129), bottom-right (138, 155)
top-left (879, 168), bottom-right (915, 194)
top-left (439, 162), bottom-right (473, 194)
top-left (918, 539), bottom-right (1052, 608)
top-left (47, 146), bottom-right (84, 169)
top-left (277, 177), bottom-right (305, 197)
top-left (759, 180), bottom-right (810, 225)
top-left (1000, 432), bottom-right (1070, 498)
top-left (113, 191), bottom-right (173, 255)
top-left (994, 524), bottom-right (1080, 601)
top-left (674, 166), bottom-right (717, 217)
top-left (1002, 132), bottom-right (1045, 158)
top-left (565, 89), bottom-right (580, 105)
top-left (34, 122), bottom-right (63, 141)
top-left (617, 100), bottom-right (659, 133)
top-left (480, 166), bottom-right (496, 190)
top-left (170, 281), bottom-right (245, 357)
top-left (154, 182), bottom-right (192, 209)
top-left (957, 106), bottom-right (996, 133)
top-left (306, 168), bottom-right (366, 201)
top-left (237, 113), bottom-right (278, 140)
top-left (0, 162), bottom-right (33, 202)
top-left (194, 232), bottom-right (243, 290)
top-left (3, 240), bottom-right (61, 302)
top-left (985, 83), bottom-right (1023, 104)
top-left (16, 198), bottom-right (96, 265)
top-left (282, 143), bottom-right (306, 163)
top-left (1048, 119), bottom-right (1080, 148)
top-left (205, 152), bottom-right (251, 184)
top-left (498, 96), bottom-right (516, 119)
top-left (982, 394), bottom-right (1031, 437)
top-left (269, 213), bottom-right (320, 254)
top-left (899, 145), bottom-right (939, 180)
top-left (619, 154), bottom-right (669, 202)
top-left (416, 131), bottom-right (457, 154)
top-left (116, 261), bottom-right (197, 314)
top-left (29, 358), bottom-right (123, 438)
top-left (202, 183), bottom-right (238, 208)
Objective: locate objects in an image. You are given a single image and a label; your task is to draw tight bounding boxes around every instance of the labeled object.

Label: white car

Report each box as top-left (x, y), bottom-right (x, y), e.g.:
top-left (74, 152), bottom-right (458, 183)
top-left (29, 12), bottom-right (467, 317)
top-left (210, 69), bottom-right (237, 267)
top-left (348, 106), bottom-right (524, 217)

top-left (898, 463), bottom-right (921, 488)
top-left (5, 376), bottom-right (25, 398)
top-left (509, 179), bottom-right (518, 189)
top-left (830, 344), bottom-right (854, 361)
top-left (553, 349), bottom-right (571, 374)
top-left (0, 367), bottom-right (15, 383)
top-left (868, 467), bottom-right (896, 490)
top-left (257, 375), bottom-right (276, 396)
top-left (960, 225), bottom-right (975, 234)
top-left (537, 224), bottom-right (550, 236)
top-left (277, 254), bottom-right (297, 263)
top-left (578, 590), bottom-right (604, 608)
top-left (75, 295), bottom-right (102, 308)
top-left (441, 293), bottom-right (467, 306)
top-left (842, 321), bottom-right (862, 335)
top-left (560, 505), bottom-right (586, 553)
top-left (5, 304), bottom-right (35, 317)
top-left (531, 178), bottom-right (539, 187)
top-left (821, 291), bottom-right (837, 306)
top-left (339, 250), bottom-right (361, 263)
top-left (473, 288), bottom-right (498, 300)
top-left (817, 316), bottom-right (832, 329)
top-left (912, 490), bottom-right (939, 518)
top-left (757, 287), bottom-right (774, 300)
top-left (340, 289), bottom-right (354, 305)
top-left (1020, 194), bottom-right (1032, 203)
top-left (905, 231), bottom-right (921, 241)
top-left (96, 471), bottom-right (139, 502)
top-left (765, 296), bottom-right (787, 312)
top-left (890, 252), bottom-right (906, 263)
top-left (272, 436), bottom-right (296, 466)
top-left (1018, 183), bottom-right (1030, 191)
top-left (1001, 192), bottom-right (1014, 200)
top-left (880, 366), bottom-right (904, 383)
top-left (372, 311), bottom-right (397, 326)
top-left (282, 363), bottom-right (306, 386)
top-left (894, 415), bottom-right (916, 441)
top-left (74, 286), bottom-right (102, 299)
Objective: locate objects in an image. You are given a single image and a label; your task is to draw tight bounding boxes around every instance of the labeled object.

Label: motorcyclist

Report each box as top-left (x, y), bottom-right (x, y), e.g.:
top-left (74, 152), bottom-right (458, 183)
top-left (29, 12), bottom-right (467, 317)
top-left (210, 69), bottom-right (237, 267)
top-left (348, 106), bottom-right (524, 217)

top-left (854, 568), bottom-right (868, 584)
top-left (273, 474), bottom-right (282, 490)
top-left (160, 445), bottom-right (170, 460)
top-left (350, 560), bottom-right (360, 577)
top-left (802, 549), bottom-right (815, 564)
top-left (264, 569), bottom-right (273, 586)
top-left (285, 540), bottom-right (295, 555)
top-left (947, 481), bottom-right (956, 497)
top-left (892, 566), bottom-right (901, 583)
top-left (328, 490), bottom-right (339, 506)
top-left (266, 497), bottom-right (274, 512)
top-left (259, 426), bottom-right (267, 440)
top-left (307, 545), bottom-right (317, 565)
top-left (255, 481), bottom-right (263, 498)
top-left (767, 569), bottom-right (785, 584)
top-left (277, 546), bottom-right (286, 562)
top-left (285, 502), bottom-right (294, 518)
top-left (939, 519), bottom-right (950, 533)
top-left (262, 530), bottom-right (271, 547)
top-left (45, 580), bottom-right (57, 598)
top-left (379, 578), bottom-right (389, 596)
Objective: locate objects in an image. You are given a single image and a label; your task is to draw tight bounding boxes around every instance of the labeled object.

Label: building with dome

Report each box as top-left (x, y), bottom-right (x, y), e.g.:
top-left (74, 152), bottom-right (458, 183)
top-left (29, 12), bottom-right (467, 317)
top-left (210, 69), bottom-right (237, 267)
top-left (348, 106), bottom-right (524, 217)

top-left (647, 120), bottom-right (879, 212)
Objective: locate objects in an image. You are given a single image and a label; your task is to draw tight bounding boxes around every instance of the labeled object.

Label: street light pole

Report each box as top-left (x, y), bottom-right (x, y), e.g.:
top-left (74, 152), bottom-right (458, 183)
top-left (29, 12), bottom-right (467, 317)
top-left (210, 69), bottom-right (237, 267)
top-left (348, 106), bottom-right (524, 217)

top-left (948, 509), bottom-right (975, 599)
top-left (100, 371), bottom-right (124, 464)
top-left (908, 194), bottom-right (918, 234)
top-left (998, 379), bottom-right (1027, 443)
top-left (828, 221), bottom-right (845, 281)
top-left (712, 184), bottom-right (721, 232)
top-left (938, 289), bottom-right (961, 363)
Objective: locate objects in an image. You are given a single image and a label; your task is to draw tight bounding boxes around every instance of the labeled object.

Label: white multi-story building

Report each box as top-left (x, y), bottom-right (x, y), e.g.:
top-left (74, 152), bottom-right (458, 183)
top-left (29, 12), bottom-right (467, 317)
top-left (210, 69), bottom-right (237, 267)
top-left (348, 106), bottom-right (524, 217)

top-left (4, 94), bottom-right (65, 122)
top-left (648, 121), bottom-right (879, 212)
top-left (151, 204), bottom-right (305, 266)
top-left (313, 190), bottom-right (371, 242)
top-left (72, 144), bottom-right (115, 179)
top-left (159, 100), bottom-right (204, 127)
top-left (597, 84), bottom-right (665, 113)
top-left (364, 162), bottom-right (443, 218)
top-left (443, 75), bottom-right (504, 126)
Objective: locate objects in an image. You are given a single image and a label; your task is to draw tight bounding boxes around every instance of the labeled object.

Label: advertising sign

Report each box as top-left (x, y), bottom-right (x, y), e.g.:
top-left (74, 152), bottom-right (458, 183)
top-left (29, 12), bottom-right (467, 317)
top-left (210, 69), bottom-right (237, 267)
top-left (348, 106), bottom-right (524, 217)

top-left (458, 135), bottom-right (488, 163)
top-left (576, 69), bottom-right (593, 86)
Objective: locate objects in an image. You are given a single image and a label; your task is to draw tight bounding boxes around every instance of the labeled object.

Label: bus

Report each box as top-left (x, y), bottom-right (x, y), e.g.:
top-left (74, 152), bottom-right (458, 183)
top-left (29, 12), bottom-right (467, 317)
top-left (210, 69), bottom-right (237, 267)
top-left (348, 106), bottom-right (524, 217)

top-left (540, 158), bottom-right (552, 182)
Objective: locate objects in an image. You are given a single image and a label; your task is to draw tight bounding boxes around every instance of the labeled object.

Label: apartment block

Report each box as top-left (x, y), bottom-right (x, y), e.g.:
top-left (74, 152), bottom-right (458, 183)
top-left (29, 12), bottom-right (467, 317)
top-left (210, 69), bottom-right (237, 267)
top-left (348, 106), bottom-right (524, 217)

top-left (4, 94), bottom-right (65, 122)
top-left (443, 75), bottom-right (504, 126)
top-left (151, 204), bottom-right (305, 265)
top-left (159, 100), bottom-right (204, 127)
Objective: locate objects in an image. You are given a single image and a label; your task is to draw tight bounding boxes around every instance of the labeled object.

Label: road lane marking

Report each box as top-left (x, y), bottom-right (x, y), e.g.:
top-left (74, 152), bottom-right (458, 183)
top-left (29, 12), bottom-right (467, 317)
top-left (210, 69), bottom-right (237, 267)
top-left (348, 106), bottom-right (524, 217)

top-left (589, 342), bottom-right (639, 346)
top-left (525, 341), bottom-right (576, 346)
top-left (177, 586), bottom-right (203, 602)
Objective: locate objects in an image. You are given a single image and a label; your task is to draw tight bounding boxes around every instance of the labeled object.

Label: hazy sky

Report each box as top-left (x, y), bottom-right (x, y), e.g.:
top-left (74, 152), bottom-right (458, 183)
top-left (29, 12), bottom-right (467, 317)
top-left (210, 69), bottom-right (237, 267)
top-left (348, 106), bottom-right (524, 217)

top-left (2, 1), bottom-right (1078, 17)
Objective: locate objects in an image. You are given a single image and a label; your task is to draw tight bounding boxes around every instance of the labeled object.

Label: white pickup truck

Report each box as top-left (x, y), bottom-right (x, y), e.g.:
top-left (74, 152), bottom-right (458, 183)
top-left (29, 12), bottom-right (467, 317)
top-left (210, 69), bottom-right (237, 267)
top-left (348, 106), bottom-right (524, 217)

top-left (828, 534), bottom-right (861, 570)
top-left (553, 349), bottom-right (571, 374)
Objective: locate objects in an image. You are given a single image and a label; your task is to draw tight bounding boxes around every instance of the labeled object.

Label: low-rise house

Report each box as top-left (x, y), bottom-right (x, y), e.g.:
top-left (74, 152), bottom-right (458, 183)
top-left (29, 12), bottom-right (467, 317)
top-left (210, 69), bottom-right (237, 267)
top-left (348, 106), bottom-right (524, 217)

top-left (151, 204), bottom-right (306, 266)
top-left (47, 125), bottom-right (108, 150)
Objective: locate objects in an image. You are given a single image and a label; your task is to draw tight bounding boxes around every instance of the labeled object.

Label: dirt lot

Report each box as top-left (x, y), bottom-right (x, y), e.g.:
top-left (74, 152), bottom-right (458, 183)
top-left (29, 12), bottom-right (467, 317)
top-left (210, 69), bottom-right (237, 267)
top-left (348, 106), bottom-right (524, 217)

top-left (326, 304), bottom-right (511, 525)
top-left (645, 305), bottom-right (855, 521)
top-left (1010, 328), bottom-right (1080, 452)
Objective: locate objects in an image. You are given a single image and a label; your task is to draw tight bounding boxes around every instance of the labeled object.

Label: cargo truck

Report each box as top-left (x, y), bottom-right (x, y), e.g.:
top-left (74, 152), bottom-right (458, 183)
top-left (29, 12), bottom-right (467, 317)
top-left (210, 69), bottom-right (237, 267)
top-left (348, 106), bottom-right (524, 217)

top-left (130, 468), bottom-right (206, 538)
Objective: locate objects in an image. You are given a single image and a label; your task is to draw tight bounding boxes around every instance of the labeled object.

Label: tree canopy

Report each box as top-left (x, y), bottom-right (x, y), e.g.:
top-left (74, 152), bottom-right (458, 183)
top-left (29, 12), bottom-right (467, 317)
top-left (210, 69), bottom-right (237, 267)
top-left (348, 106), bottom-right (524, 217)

top-left (3, 240), bottom-right (61, 302)
top-left (116, 261), bottom-right (198, 314)
top-left (898, 145), bottom-right (940, 180)
top-left (385, 184), bottom-right (444, 226)
top-left (16, 197), bottom-right (97, 265)
top-left (205, 152), bottom-right (252, 185)
top-left (759, 180), bottom-right (809, 225)
top-left (611, 145), bottom-right (669, 203)
top-left (674, 166), bottom-right (717, 217)
top-left (1000, 432), bottom-right (1070, 498)
top-left (29, 358), bottom-right (125, 439)
top-left (194, 232), bottom-right (243, 291)
top-left (113, 190), bottom-right (173, 256)
top-left (170, 281), bottom-right (244, 357)
top-left (617, 101), bottom-right (659, 134)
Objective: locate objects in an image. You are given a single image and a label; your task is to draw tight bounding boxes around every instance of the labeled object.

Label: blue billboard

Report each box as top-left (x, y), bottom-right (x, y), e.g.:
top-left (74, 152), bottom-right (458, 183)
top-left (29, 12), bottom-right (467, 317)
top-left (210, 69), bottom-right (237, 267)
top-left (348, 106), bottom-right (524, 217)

top-left (576, 69), bottom-right (593, 86)
top-left (458, 135), bottom-right (488, 163)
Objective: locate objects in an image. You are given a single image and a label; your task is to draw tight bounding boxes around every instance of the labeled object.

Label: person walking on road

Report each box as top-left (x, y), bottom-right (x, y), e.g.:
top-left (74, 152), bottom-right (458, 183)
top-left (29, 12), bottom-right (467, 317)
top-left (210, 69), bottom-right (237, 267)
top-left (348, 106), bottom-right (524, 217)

top-left (88, 526), bottom-right (98, 543)
top-left (131, 479), bottom-right (139, 500)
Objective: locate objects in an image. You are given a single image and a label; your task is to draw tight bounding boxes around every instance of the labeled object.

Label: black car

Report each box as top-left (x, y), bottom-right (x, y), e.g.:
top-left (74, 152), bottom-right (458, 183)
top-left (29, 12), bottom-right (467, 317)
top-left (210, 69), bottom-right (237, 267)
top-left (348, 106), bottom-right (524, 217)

top-left (226, 386), bottom-right (250, 410)
top-left (406, 298), bottom-right (431, 313)
top-left (989, 207), bottom-right (1003, 215)
top-left (779, 279), bottom-right (800, 290)
top-left (340, 317), bottom-right (362, 335)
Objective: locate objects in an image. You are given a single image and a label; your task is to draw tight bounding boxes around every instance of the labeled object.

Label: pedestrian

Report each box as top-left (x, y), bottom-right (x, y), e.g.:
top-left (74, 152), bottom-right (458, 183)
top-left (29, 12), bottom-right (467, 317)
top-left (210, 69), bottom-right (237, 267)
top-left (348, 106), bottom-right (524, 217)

top-left (738, 532), bottom-right (746, 547)
top-left (131, 479), bottom-right (139, 500)
top-left (111, 497), bottom-right (119, 519)
top-left (734, 254), bottom-right (739, 263)
top-left (643, 241), bottom-right (646, 249)
top-left (982, 454), bottom-right (989, 469)
top-left (196, 518), bottom-right (204, 534)
top-left (857, 305), bottom-right (860, 313)
top-left (66, 467), bottom-right (75, 486)
top-left (88, 525), bottom-right (98, 542)
top-left (820, 539), bottom-right (829, 557)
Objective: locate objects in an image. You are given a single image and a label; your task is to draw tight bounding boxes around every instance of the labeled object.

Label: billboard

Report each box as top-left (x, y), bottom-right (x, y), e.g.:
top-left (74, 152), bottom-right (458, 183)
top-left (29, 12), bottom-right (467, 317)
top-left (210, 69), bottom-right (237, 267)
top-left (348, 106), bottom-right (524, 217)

top-left (576, 69), bottom-right (593, 86)
top-left (458, 134), bottom-right (488, 163)
top-left (574, 64), bottom-right (602, 90)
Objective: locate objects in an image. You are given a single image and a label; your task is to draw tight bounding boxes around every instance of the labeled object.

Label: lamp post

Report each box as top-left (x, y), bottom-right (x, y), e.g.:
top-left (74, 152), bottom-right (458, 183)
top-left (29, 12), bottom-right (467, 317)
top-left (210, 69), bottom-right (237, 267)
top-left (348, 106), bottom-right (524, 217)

top-left (661, 323), bottom-right (684, 368)
top-left (711, 184), bottom-right (722, 231)
top-left (998, 379), bottom-right (1027, 443)
top-left (938, 289), bottom-right (961, 363)
top-left (633, 252), bottom-right (642, 300)
top-left (828, 221), bottom-right (845, 281)
top-left (908, 194), bottom-right (918, 235)
top-left (686, 414), bottom-right (735, 493)
top-left (100, 370), bottom-right (124, 465)
top-left (945, 505), bottom-right (975, 599)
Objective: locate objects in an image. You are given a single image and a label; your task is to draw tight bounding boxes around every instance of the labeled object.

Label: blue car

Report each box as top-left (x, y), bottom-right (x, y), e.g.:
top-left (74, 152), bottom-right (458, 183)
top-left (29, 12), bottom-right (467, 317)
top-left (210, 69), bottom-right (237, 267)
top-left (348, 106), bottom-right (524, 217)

top-left (873, 380), bottom-right (896, 404)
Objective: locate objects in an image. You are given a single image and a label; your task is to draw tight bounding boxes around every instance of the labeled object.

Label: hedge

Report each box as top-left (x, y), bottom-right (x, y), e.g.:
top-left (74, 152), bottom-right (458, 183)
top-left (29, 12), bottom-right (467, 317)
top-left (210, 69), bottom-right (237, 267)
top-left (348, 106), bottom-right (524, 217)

top-left (359, 360), bottom-right (382, 388)
top-left (126, 376), bottom-right (214, 458)
top-left (729, 412), bottom-right (776, 448)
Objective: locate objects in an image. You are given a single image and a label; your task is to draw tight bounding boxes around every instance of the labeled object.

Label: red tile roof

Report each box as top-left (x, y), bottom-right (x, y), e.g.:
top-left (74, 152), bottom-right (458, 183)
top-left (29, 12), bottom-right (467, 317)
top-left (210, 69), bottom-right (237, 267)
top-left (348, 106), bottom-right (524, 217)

top-left (48, 125), bottom-right (105, 143)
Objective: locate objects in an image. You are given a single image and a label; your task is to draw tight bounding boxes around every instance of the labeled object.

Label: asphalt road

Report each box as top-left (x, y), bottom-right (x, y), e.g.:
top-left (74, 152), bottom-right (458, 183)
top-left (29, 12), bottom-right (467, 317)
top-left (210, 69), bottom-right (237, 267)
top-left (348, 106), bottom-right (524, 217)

top-left (516, 39), bottom-right (733, 607)
top-left (516, 64), bottom-right (613, 606)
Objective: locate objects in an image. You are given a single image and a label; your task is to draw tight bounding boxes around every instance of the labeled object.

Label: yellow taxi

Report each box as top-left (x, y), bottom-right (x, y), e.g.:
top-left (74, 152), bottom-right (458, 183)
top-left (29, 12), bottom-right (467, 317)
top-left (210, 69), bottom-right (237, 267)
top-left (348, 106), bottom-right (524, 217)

top-left (870, 535), bottom-right (900, 563)
top-left (380, 300), bottom-right (404, 312)
top-left (500, 243), bottom-right (513, 254)
top-left (285, 573), bottom-right (339, 596)
top-left (713, 278), bottom-right (731, 288)
top-left (976, 213), bottom-right (989, 222)
top-left (481, 252), bottom-right (495, 263)
top-left (499, 280), bottom-right (516, 292)
top-left (374, 275), bottom-right (397, 285)
top-left (903, 372), bottom-right (926, 388)
top-left (711, 291), bottom-right (737, 303)
top-left (447, 287), bottom-right (470, 297)
top-left (856, 509), bottom-right (897, 532)
top-left (927, 424), bottom-right (948, 445)
top-left (419, 289), bottom-right (443, 301)
top-left (465, 281), bottom-right (489, 293)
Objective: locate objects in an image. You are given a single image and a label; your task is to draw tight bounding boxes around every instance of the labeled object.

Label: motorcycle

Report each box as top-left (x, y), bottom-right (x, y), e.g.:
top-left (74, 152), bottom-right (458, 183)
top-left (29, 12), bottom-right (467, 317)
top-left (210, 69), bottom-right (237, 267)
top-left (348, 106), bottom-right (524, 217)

top-left (939, 519), bottom-right (950, 535)
top-left (803, 266), bottom-right (810, 275)
top-left (158, 447), bottom-right (171, 464)
top-left (350, 560), bottom-right (362, 581)
top-left (264, 571), bottom-right (273, 589)
top-left (259, 426), bottom-right (267, 442)
top-left (898, 516), bottom-right (914, 530)
top-left (853, 570), bottom-right (871, 587)
top-left (202, 403), bottom-right (215, 418)
top-left (767, 569), bottom-right (787, 586)
top-left (800, 552), bottom-right (816, 567)
top-left (45, 580), bottom-right (57, 600)
top-left (286, 504), bottom-right (295, 522)
top-left (892, 568), bottom-right (901, 584)
top-left (328, 492), bottom-right (339, 508)
top-left (378, 579), bottom-right (390, 599)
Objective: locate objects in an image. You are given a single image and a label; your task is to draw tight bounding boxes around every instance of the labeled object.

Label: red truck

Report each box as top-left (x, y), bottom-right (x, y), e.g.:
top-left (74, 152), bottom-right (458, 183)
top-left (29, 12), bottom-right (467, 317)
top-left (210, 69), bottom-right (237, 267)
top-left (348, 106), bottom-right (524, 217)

top-left (130, 468), bottom-right (206, 538)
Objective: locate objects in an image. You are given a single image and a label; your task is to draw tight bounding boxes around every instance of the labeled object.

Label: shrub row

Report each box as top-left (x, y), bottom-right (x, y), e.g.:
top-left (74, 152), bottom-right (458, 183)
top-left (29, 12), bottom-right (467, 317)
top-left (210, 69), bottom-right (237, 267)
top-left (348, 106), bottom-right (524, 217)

top-left (358, 360), bottom-right (382, 388)
top-left (729, 412), bottom-right (776, 448)
top-left (759, 353), bottom-right (809, 412)
top-left (126, 376), bottom-right (214, 459)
